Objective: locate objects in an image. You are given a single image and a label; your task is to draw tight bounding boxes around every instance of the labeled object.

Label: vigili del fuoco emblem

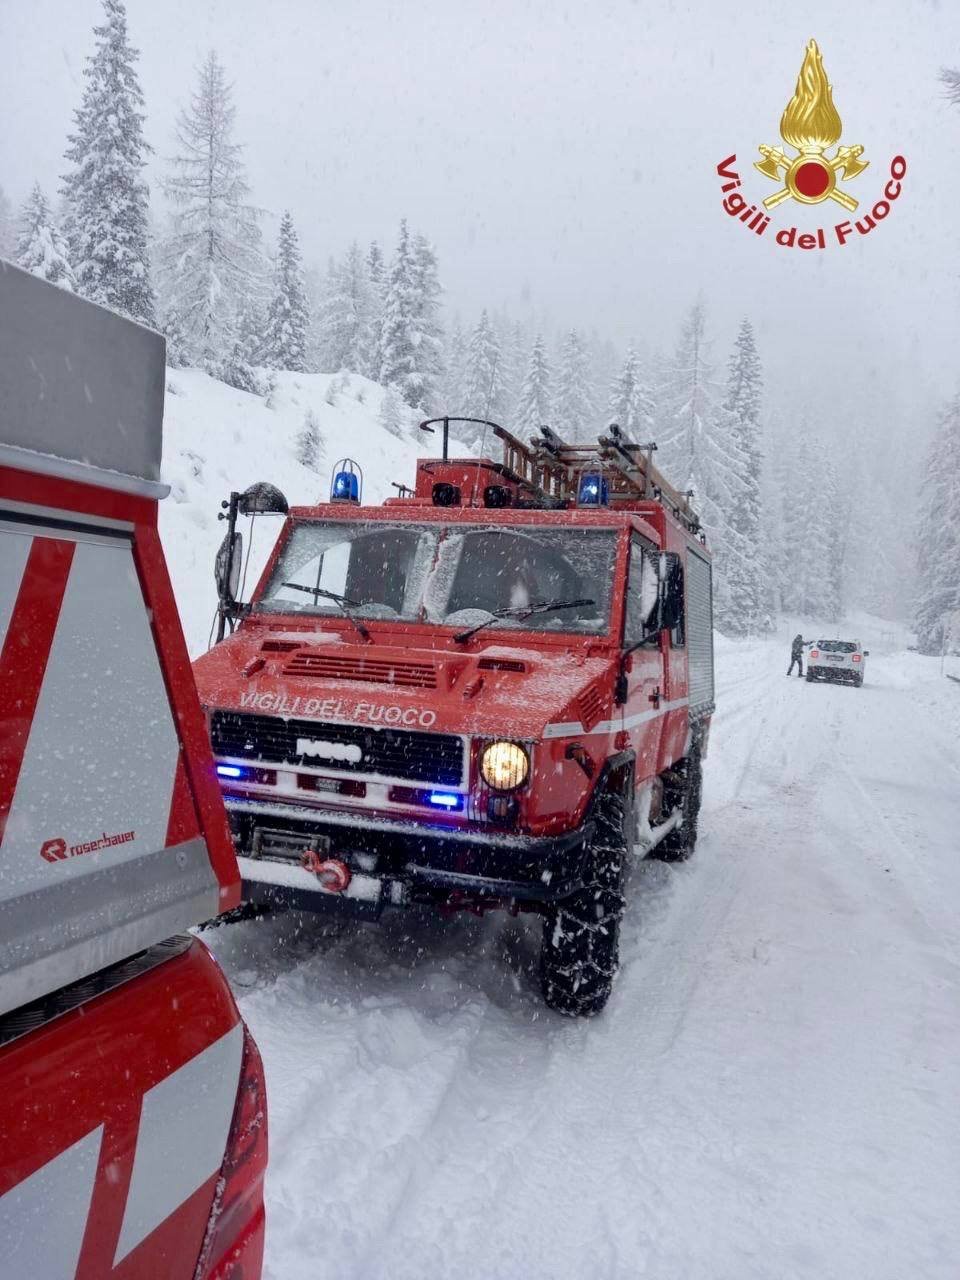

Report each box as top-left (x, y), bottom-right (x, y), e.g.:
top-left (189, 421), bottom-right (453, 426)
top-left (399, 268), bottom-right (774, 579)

top-left (754, 39), bottom-right (868, 212)
top-left (715, 35), bottom-right (905, 250)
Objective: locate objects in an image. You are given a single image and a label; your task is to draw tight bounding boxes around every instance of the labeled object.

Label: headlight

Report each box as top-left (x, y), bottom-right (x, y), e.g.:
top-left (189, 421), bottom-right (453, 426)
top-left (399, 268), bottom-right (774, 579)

top-left (480, 741), bottom-right (529, 791)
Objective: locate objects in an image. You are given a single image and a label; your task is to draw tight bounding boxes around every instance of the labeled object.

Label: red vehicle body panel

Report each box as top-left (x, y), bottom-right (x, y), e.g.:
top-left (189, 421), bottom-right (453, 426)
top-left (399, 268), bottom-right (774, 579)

top-left (0, 939), bottom-right (264, 1280)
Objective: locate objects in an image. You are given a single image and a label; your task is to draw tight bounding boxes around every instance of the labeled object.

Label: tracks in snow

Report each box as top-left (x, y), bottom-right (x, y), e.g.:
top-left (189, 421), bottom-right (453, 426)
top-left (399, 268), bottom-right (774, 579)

top-left (209, 640), bottom-right (960, 1280)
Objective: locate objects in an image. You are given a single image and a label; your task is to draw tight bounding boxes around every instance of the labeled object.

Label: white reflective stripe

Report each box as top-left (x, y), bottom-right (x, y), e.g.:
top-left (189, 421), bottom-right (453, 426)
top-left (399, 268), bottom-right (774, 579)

top-left (0, 442), bottom-right (170, 500)
top-left (0, 1125), bottom-right (103, 1279)
top-left (1, 536), bottom-right (181, 901)
top-left (542, 696), bottom-right (690, 739)
top-left (0, 526), bottom-right (31, 653)
top-left (114, 1023), bottom-right (244, 1264)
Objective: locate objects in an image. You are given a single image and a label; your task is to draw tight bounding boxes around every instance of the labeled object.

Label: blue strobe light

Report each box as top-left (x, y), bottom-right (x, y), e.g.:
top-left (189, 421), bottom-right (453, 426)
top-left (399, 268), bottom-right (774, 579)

top-left (216, 764), bottom-right (245, 779)
top-left (428, 791), bottom-right (462, 810)
top-left (577, 473), bottom-right (609, 506)
top-left (330, 458), bottom-right (362, 503)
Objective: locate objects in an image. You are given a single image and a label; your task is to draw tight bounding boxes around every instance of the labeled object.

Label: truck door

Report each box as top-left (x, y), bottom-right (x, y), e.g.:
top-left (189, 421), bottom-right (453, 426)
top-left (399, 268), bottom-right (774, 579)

top-left (621, 536), bottom-right (665, 781)
top-left (658, 546), bottom-right (690, 773)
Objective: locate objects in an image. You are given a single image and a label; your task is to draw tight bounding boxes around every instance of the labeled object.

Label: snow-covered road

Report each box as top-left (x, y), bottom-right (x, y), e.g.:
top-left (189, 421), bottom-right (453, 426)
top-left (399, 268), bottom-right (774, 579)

top-left (208, 635), bottom-right (960, 1279)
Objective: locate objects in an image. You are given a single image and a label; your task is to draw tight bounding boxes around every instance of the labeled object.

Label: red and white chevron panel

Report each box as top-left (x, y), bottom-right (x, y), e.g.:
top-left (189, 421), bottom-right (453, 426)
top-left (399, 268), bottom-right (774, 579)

top-left (0, 524), bottom-right (189, 875)
top-left (0, 521), bottom-right (191, 892)
top-left (0, 468), bottom-right (240, 1019)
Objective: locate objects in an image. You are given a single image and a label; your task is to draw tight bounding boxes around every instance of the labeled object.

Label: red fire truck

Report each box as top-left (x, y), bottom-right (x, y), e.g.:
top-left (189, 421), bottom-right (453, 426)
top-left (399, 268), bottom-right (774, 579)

top-left (0, 264), bottom-right (267, 1277)
top-left (195, 417), bottom-right (715, 1016)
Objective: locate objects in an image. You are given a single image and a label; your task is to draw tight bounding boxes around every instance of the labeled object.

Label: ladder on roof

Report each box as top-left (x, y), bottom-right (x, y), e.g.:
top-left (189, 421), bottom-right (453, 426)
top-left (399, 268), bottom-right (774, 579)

top-left (492, 422), bottom-right (701, 531)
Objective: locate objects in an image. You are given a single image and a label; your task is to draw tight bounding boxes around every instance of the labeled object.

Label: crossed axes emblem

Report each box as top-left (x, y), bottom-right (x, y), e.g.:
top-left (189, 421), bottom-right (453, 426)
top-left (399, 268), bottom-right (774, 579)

top-left (755, 143), bottom-right (869, 212)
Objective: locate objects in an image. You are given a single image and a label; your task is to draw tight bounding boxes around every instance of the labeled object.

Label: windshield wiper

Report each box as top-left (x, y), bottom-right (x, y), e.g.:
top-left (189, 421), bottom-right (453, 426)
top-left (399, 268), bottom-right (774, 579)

top-left (280, 582), bottom-right (371, 642)
top-left (453, 597), bottom-right (595, 644)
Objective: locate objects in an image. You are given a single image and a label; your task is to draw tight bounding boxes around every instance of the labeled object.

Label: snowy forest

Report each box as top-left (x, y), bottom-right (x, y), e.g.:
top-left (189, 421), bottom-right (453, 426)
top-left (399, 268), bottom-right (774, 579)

top-left (2, 0), bottom-right (957, 649)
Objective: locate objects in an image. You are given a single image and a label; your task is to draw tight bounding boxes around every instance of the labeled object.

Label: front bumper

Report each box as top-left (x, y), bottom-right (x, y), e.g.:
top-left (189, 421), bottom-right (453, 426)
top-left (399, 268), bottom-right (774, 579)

top-left (224, 795), bottom-right (593, 917)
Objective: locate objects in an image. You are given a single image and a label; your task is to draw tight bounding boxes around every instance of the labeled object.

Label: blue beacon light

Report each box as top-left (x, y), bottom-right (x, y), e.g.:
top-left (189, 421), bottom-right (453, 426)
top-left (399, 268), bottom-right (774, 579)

top-left (330, 457), bottom-right (362, 503)
top-left (217, 764), bottom-right (245, 779)
top-left (577, 473), bottom-right (609, 506)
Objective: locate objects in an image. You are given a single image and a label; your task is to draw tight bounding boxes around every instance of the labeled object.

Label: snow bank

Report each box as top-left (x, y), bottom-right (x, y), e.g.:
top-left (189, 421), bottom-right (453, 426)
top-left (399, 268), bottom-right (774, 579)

top-left (158, 369), bottom-right (420, 654)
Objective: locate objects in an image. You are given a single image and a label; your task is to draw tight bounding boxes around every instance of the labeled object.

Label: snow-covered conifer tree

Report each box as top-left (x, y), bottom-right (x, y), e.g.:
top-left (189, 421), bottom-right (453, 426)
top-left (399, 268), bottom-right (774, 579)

top-left (465, 310), bottom-right (505, 427)
top-left (715, 320), bottom-right (765, 634)
top-left (915, 395), bottom-right (960, 653)
top-left (843, 474), bottom-right (911, 621)
top-left (366, 242), bottom-right (385, 373)
top-left (380, 220), bottom-right (435, 410)
top-left (379, 386), bottom-right (407, 439)
top-left (263, 211), bottom-right (309, 372)
top-left (235, 298), bottom-right (268, 364)
top-left (515, 334), bottom-right (552, 434)
top-left (0, 185), bottom-right (15, 259)
top-left (657, 300), bottom-right (720, 487)
top-left (15, 185), bottom-right (76, 291)
top-left (367, 241), bottom-right (385, 294)
top-left (441, 317), bottom-right (469, 413)
top-left (493, 317), bottom-right (523, 423)
top-left (61, 0), bottom-right (155, 322)
top-left (553, 329), bottom-right (595, 441)
top-left (659, 301), bottom-right (767, 634)
top-left (410, 231), bottom-right (445, 409)
top-left (770, 420), bottom-right (846, 624)
top-left (606, 346), bottom-right (654, 437)
top-left (158, 50), bottom-right (264, 369)
top-left (316, 242), bottom-right (375, 375)
top-left (295, 409), bottom-right (323, 472)
top-left (378, 221), bottom-right (416, 394)
top-left (160, 305), bottom-right (189, 368)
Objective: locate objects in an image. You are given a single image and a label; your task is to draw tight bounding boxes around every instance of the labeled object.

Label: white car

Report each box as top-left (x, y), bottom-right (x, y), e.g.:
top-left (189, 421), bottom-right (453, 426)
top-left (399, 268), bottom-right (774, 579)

top-left (806, 639), bottom-right (869, 687)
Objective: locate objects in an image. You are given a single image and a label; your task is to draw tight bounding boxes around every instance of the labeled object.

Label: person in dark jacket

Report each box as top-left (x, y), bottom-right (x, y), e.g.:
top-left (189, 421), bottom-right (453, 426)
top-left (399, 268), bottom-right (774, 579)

top-left (787, 633), bottom-right (812, 677)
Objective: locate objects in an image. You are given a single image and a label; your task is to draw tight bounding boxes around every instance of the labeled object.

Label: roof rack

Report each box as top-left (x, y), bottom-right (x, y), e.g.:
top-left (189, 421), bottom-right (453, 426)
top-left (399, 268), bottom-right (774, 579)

top-left (492, 422), bottom-right (702, 533)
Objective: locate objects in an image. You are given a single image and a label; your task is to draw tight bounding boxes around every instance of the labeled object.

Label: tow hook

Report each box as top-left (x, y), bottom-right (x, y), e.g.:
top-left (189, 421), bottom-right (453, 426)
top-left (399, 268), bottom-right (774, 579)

top-left (300, 850), bottom-right (352, 893)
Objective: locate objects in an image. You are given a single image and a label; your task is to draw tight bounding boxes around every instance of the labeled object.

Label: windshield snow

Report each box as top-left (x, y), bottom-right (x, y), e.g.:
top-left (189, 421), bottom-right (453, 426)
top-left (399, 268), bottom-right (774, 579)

top-left (257, 521), bottom-right (617, 635)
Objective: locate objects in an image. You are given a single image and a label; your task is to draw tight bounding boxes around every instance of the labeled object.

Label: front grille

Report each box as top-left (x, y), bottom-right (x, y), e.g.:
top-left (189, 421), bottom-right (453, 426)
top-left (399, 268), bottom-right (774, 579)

top-left (211, 711), bottom-right (464, 787)
top-left (283, 652), bottom-right (438, 688)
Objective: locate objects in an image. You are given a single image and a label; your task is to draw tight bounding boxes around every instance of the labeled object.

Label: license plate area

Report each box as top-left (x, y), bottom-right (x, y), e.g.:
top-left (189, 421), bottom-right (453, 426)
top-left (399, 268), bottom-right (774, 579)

top-left (251, 825), bottom-right (331, 865)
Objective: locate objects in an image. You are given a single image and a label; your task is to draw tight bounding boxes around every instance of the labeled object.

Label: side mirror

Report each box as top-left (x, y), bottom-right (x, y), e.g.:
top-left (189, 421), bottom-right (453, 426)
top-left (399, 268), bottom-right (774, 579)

top-left (213, 482), bottom-right (287, 646)
top-left (215, 530), bottom-right (242, 604)
top-left (863, 650), bottom-right (870, 656)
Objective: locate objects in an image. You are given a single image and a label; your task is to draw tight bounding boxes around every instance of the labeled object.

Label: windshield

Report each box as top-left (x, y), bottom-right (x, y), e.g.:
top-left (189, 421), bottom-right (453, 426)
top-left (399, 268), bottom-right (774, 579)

top-left (816, 640), bottom-right (857, 652)
top-left (256, 521), bottom-right (617, 635)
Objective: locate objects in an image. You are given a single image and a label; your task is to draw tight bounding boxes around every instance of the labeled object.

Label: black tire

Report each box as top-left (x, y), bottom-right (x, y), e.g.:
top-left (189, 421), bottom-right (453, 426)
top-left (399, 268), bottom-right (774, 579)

top-left (805, 672), bottom-right (814, 682)
top-left (540, 788), bottom-right (627, 1017)
top-left (650, 733), bottom-right (704, 864)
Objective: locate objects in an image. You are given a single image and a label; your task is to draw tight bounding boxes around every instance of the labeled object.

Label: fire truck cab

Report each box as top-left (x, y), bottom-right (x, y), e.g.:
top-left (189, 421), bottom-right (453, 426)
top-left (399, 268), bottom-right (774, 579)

top-left (195, 417), bottom-right (715, 1016)
top-left (0, 264), bottom-right (267, 1278)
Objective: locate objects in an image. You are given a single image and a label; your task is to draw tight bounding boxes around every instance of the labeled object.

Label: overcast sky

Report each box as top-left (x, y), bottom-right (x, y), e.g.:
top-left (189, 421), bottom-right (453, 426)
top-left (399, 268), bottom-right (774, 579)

top-left (3, 0), bottom-right (959, 445)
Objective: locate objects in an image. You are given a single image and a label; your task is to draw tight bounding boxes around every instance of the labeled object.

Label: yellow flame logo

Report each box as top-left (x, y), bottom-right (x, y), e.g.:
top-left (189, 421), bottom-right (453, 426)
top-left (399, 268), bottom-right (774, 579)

top-left (755, 40), bottom-right (868, 211)
top-left (780, 39), bottom-right (842, 151)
